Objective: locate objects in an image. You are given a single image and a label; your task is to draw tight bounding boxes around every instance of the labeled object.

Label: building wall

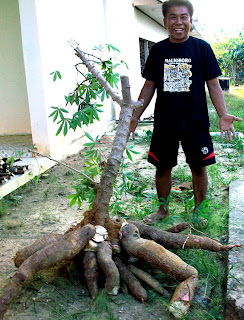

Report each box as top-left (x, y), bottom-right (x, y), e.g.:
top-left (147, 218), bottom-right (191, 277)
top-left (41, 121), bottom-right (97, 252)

top-left (135, 7), bottom-right (166, 43)
top-left (0, 0), bottom-right (31, 135)
top-left (19, 0), bottom-right (110, 158)
top-left (1, 0), bottom-right (168, 158)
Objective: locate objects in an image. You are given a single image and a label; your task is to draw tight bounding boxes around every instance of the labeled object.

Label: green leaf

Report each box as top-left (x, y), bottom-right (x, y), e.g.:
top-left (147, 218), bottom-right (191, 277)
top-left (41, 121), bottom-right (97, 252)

top-left (93, 108), bottom-right (100, 121)
top-left (129, 149), bottom-right (140, 154)
top-left (56, 121), bottom-right (64, 136)
top-left (63, 121), bottom-right (68, 136)
top-left (81, 112), bottom-right (89, 125)
top-left (53, 111), bottom-right (58, 122)
top-left (50, 71), bottom-right (62, 82)
top-left (93, 45), bottom-right (104, 51)
top-left (6, 156), bottom-right (15, 166)
top-left (84, 132), bottom-right (94, 142)
top-left (106, 44), bottom-right (120, 52)
top-left (66, 194), bottom-right (76, 199)
top-left (57, 71), bottom-right (62, 79)
top-left (84, 161), bottom-right (94, 166)
top-left (49, 110), bottom-right (58, 118)
top-left (59, 108), bottom-right (69, 113)
top-left (101, 90), bottom-right (105, 102)
top-left (69, 197), bottom-right (77, 207)
top-left (90, 89), bottom-right (96, 99)
top-left (85, 89), bottom-right (90, 103)
top-left (83, 142), bottom-right (95, 147)
top-left (77, 197), bottom-right (82, 208)
top-left (126, 149), bottom-right (133, 161)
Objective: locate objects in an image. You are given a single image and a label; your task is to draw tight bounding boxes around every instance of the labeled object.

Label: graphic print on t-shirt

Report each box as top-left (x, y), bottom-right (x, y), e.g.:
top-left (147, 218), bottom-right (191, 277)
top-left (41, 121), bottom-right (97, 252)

top-left (164, 58), bottom-right (192, 92)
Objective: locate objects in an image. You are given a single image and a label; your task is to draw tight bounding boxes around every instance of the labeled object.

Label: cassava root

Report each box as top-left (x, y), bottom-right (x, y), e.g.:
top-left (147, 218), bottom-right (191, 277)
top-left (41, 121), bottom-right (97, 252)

top-left (119, 223), bottom-right (199, 318)
top-left (83, 251), bottom-right (99, 299)
top-left (0, 219), bottom-right (241, 320)
top-left (0, 224), bottom-right (95, 320)
top-left (113, 256), bottom-right (147, 303)
top-left (130, 221), bottom-right (241, 251)
top-left (97, 241), bottom-right (120, 295)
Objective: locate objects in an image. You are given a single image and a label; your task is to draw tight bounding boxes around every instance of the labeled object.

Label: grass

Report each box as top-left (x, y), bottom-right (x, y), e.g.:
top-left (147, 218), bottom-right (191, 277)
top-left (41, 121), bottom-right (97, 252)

top-left (0, 199), bottom-right (7, 217)
top-left (208, 86), bottom-right (244, 133)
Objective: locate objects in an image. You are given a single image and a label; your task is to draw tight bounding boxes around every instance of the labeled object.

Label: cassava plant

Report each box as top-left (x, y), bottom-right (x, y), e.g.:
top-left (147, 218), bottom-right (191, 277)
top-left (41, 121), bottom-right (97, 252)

top-left (0, 42), bottom-right (242, 320)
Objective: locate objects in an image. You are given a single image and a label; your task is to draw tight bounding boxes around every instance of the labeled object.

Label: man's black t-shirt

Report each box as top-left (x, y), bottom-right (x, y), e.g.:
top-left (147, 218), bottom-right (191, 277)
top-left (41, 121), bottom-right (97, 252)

top-left (142, 36), bottom-right (222, 130)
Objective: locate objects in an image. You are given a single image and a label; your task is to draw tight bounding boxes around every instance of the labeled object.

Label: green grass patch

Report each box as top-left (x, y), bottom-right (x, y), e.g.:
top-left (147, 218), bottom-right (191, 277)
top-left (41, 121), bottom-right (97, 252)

top-left (208, 86), bottom-right (244, 133)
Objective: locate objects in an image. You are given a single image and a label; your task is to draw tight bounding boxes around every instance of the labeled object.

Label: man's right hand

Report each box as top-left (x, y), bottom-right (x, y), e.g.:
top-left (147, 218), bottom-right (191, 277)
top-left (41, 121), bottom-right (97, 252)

top-left (128, 115), bottom-right (139, 140)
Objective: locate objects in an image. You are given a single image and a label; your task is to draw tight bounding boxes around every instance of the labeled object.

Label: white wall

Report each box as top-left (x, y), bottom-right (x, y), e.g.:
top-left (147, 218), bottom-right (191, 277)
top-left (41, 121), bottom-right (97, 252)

top-left (102, 0), bottom-right (168, 120)
top-left (102, 0), bottom-right (143, 120)
top-left (135, 8), bottom-right (167, 43)
top-left (19, 0), bottom-right (110, 158)
top-left (2, 0), bottom-right (168, 158)
top-left (0, 0), bottom-right (31, 135)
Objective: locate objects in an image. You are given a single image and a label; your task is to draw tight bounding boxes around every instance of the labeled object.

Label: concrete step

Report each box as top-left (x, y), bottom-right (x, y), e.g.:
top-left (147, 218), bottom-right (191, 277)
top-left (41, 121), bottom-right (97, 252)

top-left (227, 180), bottom-right (244, 319)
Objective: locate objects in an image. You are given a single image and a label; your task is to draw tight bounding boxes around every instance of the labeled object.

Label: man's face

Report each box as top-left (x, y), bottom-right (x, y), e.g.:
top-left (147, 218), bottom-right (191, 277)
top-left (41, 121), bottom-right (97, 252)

top-left (163, 6), bottom-right (192, 43)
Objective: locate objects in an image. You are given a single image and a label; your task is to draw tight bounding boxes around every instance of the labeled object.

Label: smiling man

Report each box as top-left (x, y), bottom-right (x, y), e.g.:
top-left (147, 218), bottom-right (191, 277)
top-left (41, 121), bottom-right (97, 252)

top-left (129, 0), bottom-right (242, 225)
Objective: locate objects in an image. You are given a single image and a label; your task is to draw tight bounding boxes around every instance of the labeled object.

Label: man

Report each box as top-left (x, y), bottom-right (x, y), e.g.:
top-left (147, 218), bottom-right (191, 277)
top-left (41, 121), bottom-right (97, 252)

top-left (129, 0), bottom-right (242, 224)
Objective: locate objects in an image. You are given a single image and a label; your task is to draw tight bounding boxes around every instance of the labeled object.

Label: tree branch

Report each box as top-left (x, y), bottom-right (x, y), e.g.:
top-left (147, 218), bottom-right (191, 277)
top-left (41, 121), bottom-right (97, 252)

top-left (69, 41), bottom-right (144, 109)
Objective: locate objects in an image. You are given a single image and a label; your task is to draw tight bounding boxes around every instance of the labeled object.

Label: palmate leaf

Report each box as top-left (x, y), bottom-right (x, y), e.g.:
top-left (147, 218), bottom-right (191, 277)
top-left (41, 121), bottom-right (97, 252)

top-left (93, 45), bottom-right (104, 51)
top-left (105, 72), bottom-right (120, 89)
top-left (55, 118), bottom-right (70, 136)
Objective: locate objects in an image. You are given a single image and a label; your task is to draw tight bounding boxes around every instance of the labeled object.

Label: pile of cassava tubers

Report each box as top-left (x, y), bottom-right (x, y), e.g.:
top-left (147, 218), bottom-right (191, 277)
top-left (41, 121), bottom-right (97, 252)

top-left (0, 217), bottom-right (241, 320)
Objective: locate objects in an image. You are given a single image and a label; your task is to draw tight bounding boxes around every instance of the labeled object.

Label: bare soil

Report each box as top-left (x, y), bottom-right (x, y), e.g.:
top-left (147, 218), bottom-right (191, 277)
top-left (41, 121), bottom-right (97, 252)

top-left (0, 127), bottom-right (243, 320)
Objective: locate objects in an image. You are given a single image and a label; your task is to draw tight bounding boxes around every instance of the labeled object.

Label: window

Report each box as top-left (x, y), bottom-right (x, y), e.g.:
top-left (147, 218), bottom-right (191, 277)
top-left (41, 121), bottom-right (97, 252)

top-left (139, 38), bottom-right (154, 74)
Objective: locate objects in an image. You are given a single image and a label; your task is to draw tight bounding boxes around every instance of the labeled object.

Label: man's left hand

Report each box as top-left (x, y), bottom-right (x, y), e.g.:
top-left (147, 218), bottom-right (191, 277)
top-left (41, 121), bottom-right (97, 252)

top-left (219, 114), bottom-right (243, 142)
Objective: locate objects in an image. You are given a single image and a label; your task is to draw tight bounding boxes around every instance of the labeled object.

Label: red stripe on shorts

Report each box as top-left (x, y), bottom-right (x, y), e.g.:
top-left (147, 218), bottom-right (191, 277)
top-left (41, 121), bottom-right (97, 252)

top-left (202, 151), bottom-right (215, 161)
top-left (148, 150), bottom-right (160, 162)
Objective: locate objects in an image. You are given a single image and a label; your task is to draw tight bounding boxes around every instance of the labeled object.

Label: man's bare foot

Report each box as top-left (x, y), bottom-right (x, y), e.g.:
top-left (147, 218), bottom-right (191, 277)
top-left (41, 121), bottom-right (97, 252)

top-left (143, 209), bottom-right (169, 225)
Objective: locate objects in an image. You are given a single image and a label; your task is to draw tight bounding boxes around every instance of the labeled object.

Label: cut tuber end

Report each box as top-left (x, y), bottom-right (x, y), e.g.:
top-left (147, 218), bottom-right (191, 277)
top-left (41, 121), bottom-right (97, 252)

top-left (106, 286), bottom-right (119, 295)
top-left (225, 243), bottom-right (242, 251)
top-left (168, 300), bottom-right (190, 319)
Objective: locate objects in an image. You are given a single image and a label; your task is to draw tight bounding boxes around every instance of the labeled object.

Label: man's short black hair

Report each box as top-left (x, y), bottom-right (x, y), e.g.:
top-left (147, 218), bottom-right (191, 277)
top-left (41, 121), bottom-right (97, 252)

top-left (162, 0), bottom-right (194, 18)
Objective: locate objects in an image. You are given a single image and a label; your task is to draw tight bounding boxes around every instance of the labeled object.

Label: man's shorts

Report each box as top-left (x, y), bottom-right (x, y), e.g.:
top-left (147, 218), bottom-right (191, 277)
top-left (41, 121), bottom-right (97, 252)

top-left (148, 128), bottom-right (216, 170)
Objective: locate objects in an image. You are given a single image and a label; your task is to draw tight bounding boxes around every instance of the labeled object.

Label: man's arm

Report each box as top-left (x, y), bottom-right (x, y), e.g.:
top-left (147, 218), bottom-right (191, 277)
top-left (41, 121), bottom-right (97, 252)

top-left (206, 78), bottom-right (242, 141)
top-left (129, 80), bottom-right (156, 138)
